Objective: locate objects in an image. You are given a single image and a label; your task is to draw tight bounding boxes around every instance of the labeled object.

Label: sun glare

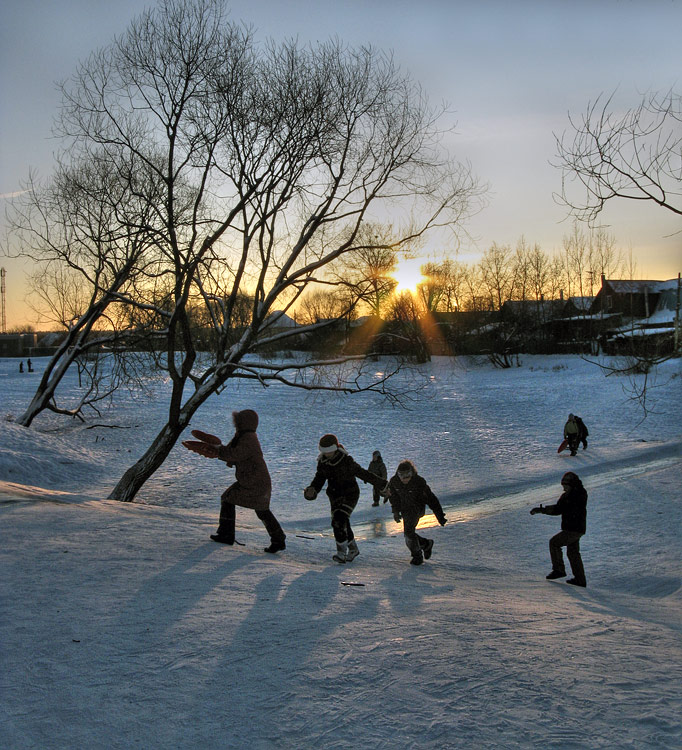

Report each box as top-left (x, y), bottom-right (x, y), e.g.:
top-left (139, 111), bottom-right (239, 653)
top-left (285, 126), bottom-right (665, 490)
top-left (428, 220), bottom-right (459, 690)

top-left (392, 257), bottom-right (425, 295)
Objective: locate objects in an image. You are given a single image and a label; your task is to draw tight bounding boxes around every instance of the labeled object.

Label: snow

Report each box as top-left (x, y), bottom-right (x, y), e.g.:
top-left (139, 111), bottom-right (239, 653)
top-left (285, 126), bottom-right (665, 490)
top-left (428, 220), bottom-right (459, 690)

top-left (1, 353), bottom-right (681, 749)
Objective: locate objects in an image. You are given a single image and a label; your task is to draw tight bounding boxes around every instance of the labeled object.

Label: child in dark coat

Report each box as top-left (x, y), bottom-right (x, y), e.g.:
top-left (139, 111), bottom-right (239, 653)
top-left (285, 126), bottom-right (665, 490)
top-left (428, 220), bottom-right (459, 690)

top-left (388, 460), bottom-right (447, 565)
top-left (368, 450), bottom-right (388, 506)
top-left (304, 434), bottom-right (389, 563)
top-left (530, 470), bottom-right (587, 586)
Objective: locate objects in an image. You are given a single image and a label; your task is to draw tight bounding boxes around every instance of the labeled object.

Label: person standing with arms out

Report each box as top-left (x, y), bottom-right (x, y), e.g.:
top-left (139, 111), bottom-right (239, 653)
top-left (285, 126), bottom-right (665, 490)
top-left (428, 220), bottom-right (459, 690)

top-left (304, 434), bottom-right (389, 563)
top-left (368, 450), bottom-right (387, 506)
top-left (563, 414), bottom-right (580, 456)
top-left (530, 471), bottom-right (587, 587)
top-left (183, 409), bottom-right (286, 554)
top-left (388, 460), bottom-right (447, 566)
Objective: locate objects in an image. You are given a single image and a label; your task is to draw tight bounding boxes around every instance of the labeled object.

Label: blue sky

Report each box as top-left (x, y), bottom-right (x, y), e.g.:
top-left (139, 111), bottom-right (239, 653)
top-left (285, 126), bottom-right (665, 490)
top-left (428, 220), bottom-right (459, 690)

top-left (1, 0), bottom-right (680, 325)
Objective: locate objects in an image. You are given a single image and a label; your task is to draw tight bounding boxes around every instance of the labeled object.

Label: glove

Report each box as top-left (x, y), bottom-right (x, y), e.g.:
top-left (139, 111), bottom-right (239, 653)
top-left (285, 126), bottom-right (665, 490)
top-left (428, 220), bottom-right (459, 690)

top-left (379, 483), bottom-right (390, 498)
top-left (303, 486), bottom-right (318, 501)
top-left (190, 429), bottom-right (222, 446)
top-left (530, 505), bottom-right (543, 515)
top-left (383, 496), bottom-right (389, 504)
top-left (437, 515), bottom-right (447, 527)
top-left (183, 440), bottom-right (220, 459)
top-left (393, 512), bottom-right (402, 523)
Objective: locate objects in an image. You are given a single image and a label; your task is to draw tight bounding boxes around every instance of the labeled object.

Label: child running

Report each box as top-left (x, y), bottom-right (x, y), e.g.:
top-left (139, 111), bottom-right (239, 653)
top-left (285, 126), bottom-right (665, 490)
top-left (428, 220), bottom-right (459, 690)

top-left (388, 460), bottom-right (447, 565)
top-left (304, 434), bottom-right (389, 563)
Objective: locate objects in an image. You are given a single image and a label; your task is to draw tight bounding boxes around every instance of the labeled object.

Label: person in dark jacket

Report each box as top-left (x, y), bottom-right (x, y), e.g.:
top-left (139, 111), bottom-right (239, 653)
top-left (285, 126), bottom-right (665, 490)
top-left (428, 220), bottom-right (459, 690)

top-left (530, 471), bottom-right (587, 586)
top-left (304, 434), bottom-right (389, 563)
top-left (574, 415), bottom-right (589, 450)
top-left (388, 460), bottom-right (447, 566)
top-left (563, 414), bottom-right (580, 456)
top-left (368, 450), bottom-right (388, 506)
top-left (183, 409), bottom-right (286, 554)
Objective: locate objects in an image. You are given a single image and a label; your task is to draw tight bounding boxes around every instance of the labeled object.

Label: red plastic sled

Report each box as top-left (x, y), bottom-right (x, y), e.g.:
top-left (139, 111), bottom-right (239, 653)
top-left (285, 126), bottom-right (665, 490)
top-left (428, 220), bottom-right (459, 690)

top-left (191, 429), bottom-right (222, 445)
top-left (557, 439), bottom-right (569, 454)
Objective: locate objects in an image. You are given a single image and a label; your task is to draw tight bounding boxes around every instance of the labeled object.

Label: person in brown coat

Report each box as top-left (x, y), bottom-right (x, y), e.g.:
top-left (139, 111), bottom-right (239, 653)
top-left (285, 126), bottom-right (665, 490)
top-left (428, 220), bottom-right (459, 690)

top-left (183, 409), bottom-right (286, 553)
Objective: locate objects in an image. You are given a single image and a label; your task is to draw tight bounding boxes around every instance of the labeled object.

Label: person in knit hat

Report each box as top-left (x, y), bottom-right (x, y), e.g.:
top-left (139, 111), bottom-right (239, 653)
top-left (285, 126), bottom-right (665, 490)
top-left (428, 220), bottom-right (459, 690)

top-left (183, 409), bottom-right (286, 554)
top-left (304, 434), bottom-right (390, 563)
top-left (388, 459), bottom-right (447, 566)
top-left (368, 450), bottom-right (388, 506)
top-left (530, 471), bottom-right (588, 586)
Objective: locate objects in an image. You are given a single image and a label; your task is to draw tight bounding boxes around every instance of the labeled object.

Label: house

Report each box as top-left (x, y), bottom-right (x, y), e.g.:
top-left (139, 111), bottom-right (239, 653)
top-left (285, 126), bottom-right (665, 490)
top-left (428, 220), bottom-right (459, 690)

top-left (590, 277), bottom-right (674, 318)
top-left (593, 277), bottom-right (681, 356)
top-left (0, 332), bottom-right (37, 357)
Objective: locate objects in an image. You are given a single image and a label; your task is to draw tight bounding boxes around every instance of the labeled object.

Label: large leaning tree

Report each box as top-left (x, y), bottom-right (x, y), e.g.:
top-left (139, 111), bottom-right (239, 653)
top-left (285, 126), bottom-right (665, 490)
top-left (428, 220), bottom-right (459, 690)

top-left (10, 0), bottom-right (482, 502)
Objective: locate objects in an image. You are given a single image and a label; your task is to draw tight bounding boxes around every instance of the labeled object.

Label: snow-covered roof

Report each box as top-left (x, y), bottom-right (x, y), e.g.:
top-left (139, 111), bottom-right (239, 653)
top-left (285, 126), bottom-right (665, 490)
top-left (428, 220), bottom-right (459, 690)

top-left (566, 296), bottom-right (594, 311)
top-left (263, 310), bottom-right (298, 328)
top-left (611, 326), bottom-right (675, 338)
top-left (605, 279), bottom-right (677, 294)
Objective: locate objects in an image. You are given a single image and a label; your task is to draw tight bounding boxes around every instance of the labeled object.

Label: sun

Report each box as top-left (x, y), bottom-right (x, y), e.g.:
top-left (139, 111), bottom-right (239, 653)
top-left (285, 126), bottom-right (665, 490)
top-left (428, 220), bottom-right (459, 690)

top-left (392, 257), bottom-right (425, 295)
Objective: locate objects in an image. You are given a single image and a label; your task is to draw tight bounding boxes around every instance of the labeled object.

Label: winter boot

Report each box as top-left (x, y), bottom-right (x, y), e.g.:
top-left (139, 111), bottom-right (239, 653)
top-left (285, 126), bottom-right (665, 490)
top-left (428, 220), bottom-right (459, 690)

top-left (372, 501), bottom-right (379, 507)
top-left (546, 570), bottom-right (566, 580)
top-left (346, 540), bottom-right (360, 562)
top-left (410, 552), bottom-right (424, 566)
top-left (333, 541), bottom-right (348, 564)
top-left (566, 577), bottom-right (586, 587)
top-left (264, 538), bottom-right (286, 554)
top-left (422, 538), bottom-right (434, 560)
top-left (210, 534), bottom-right (235, 545)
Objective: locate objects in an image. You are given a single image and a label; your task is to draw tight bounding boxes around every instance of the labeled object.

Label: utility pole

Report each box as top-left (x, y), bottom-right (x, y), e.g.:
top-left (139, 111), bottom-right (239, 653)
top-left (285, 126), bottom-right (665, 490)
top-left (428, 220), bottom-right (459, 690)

top-left (674, 271), bottom-right (682, 354)
top-left (1, 267), bottom-right (6, 334)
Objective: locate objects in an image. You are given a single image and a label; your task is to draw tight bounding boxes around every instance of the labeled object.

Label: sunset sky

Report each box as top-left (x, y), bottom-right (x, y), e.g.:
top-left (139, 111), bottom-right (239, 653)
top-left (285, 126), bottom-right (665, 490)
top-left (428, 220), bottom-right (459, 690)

top-left (1, 0), bottom-right (680, 327)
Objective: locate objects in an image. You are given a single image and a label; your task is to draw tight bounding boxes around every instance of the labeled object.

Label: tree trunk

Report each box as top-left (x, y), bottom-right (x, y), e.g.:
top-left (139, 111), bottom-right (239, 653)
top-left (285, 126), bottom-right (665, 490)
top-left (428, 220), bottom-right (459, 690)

top-left (108, 421), bottom-right (188, 502)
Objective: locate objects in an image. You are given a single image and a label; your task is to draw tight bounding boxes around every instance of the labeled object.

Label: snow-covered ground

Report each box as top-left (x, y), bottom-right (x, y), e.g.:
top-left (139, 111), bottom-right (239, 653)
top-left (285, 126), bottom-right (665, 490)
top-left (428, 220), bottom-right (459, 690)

top-left (1, 354), bottom-right (680, 749)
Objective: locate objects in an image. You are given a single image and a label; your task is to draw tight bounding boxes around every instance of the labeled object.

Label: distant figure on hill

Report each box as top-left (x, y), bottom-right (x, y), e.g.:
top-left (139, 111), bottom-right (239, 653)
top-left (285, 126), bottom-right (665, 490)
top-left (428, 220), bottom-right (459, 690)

top-left (183, 409), bottom-right (286, 554)
top-left (27, 358), bottom-right (33, 373)
top-left (304, 434), bottom-right (389, 563)
top-left (388, 459), bottom-right (447, 566)
top-left (19, 361), bottom-right (24, 373)
top-left (368, 450), bottom-right (387, 506)
top-left (530, 471), bottom-right (587, 587)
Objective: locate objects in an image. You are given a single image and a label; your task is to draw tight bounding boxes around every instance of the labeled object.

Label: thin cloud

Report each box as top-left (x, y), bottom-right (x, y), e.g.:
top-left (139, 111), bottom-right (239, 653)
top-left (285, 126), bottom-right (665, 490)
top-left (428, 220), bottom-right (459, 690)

top-left (0, 190), bottom-right (29, 199)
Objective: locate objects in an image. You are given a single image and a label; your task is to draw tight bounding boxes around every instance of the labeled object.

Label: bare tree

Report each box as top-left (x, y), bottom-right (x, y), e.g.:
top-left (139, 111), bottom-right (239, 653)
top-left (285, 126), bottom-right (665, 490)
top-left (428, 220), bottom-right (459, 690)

top-left (330, 223), bottom-right (399, 317)
top-left (528, 243), bottom-right (550, 303)
top-left (555, 89), bottom-right (682, 224)
top-left (479, 243), bottom-right (516, 310)
top-left (587, 227), bottom-right (622, 293)
top-left (562, 223), bottom-right (590, 299)
top-left (5, 155), bottom-right (164, 425)
top-left (385, 291), bottom-right (430, 362)
top-left (297, 289), bottom-right (350, 325)
top-left (29, 0), bottom-right (481, 502)
top-left (512, 237), bottom-right (532, 302)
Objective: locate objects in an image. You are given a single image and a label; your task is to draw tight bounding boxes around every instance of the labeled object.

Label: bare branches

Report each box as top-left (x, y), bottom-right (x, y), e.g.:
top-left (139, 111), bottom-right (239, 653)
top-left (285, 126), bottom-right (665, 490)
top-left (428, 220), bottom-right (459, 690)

top-left (555, 89), bottom-right (682, 225)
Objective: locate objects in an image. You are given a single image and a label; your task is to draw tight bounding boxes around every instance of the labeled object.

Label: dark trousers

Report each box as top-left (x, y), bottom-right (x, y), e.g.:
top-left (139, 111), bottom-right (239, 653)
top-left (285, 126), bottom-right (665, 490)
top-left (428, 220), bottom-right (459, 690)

top-left (403, 512), bottom-right (430, 556)
top-left (329, 494), bottom-right (359, 543)
top-left (218, 501), bottom-right (285, 544)
top-left (549, 530), bottom-right (586, 583)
